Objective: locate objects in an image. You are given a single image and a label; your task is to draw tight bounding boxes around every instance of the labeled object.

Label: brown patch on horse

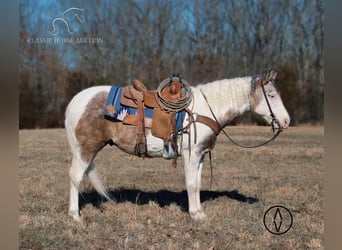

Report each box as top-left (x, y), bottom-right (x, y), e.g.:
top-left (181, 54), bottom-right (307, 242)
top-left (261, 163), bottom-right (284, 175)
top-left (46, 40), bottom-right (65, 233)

top-left (219, 109), bottom-right (237, 127)
top-left (75, 91), bottom-right (149, 162)
top-left (75, 91), bottom-right (112, 162)
top-left (250, 79), bottom-right (264, 110)
top-left (250, 69), bottom-right (277, 110)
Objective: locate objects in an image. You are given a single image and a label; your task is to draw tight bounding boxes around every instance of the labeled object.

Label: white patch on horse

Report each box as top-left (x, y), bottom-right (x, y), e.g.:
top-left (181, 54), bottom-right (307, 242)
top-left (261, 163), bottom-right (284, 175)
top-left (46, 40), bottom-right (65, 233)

top-left (145, 132), bottom-right (164, 157)
top-left (196, 77), bottom-right (251, 126)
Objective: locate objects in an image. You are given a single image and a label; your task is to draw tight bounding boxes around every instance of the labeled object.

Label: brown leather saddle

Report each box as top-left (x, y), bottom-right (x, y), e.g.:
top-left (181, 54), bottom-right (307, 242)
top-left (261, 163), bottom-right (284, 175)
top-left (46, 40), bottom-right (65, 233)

top-left (105, 76), bottom-right (191, 167)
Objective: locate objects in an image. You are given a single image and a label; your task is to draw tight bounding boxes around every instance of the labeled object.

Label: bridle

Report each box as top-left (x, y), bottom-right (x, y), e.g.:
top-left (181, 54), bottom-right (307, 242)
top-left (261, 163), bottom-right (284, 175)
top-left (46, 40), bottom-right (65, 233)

top-left (260, 79), bottom-right (282, 134)
top-left (200, 79), bottom-right (283, 148)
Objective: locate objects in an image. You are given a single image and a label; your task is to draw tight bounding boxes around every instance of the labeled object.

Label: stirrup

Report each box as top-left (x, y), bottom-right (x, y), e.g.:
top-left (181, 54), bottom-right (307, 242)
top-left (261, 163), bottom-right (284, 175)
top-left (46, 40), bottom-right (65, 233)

top-left (163, 141), bottom-right (175, 159)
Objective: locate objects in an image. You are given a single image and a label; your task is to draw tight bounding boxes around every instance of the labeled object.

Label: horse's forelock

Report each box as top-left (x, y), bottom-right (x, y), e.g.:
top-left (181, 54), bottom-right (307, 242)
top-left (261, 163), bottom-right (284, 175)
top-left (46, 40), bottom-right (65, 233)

top-left (251, 71), bottom-right (278, 94)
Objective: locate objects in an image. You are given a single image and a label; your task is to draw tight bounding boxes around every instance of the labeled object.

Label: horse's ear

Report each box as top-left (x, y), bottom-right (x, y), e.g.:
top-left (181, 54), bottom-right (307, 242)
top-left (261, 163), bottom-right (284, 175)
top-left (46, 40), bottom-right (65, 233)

top-left (263, 68), bottom-right (277, 83)
top-left (268, 68), bottom-right (277, 80)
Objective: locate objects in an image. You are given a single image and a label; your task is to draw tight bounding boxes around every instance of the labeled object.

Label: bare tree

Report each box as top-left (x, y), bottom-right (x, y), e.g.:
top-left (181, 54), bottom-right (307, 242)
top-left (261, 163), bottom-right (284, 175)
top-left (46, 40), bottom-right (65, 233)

top-left (19, 0), bottom-right (324, 128)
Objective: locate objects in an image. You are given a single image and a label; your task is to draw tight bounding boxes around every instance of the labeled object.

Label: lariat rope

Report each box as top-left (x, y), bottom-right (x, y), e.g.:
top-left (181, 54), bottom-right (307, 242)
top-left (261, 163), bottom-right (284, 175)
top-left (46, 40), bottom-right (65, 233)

top-left (155, 75), bottom-right (193, 168)
top-left (155, 76), bottom-right (193, 112)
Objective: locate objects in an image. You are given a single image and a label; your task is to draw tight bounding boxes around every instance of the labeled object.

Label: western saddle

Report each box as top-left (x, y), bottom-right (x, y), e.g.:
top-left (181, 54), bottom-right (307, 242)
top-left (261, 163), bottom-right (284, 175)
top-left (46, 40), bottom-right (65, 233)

top-left (106, 76), bottom-right (192, 167)
top-left (105, 75), bottom-right (222, 167)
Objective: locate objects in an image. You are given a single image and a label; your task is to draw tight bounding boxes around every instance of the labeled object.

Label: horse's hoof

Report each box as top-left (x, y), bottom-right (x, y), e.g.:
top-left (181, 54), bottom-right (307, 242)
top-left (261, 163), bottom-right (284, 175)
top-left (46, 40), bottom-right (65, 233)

top-left (69, 210), bottom-right (81, 222)
top-left (190, 210), bottom-right (207, 220)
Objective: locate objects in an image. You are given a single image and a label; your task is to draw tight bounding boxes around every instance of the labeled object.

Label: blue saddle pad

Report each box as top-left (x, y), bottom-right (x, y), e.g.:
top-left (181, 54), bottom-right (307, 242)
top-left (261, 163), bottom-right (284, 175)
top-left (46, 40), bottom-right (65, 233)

top-left (104, 86), bottom-right (186, 131)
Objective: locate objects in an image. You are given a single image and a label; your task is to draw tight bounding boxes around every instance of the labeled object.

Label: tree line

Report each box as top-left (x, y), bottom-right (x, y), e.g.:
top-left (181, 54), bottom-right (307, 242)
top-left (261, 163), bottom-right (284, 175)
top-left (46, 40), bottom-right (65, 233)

top-left (19, 0), bottom-right (324, 128)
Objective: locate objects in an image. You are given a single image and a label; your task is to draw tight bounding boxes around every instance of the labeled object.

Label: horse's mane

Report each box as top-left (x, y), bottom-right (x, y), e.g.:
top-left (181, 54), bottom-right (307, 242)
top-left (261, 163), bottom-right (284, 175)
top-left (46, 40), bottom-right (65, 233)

top-left (196, 76), bottom-right (252, 109)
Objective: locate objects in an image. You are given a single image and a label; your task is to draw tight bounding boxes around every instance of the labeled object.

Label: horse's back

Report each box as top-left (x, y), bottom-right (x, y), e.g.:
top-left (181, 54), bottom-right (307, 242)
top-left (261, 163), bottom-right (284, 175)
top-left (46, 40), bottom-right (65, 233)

top-left (65, 86), bottom-right (111, 124)
top-left (66, 85), bottom-right (111, 113)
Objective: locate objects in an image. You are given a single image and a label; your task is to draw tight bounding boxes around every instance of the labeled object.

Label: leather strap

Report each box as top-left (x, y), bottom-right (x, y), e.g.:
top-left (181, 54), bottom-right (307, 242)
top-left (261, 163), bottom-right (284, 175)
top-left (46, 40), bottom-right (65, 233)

top-left (171, 112), bottom-right (178, 168)
top-left (195, 114), bottom-right (221, 135)
top-left (136, 99), bottom-right (147, 157)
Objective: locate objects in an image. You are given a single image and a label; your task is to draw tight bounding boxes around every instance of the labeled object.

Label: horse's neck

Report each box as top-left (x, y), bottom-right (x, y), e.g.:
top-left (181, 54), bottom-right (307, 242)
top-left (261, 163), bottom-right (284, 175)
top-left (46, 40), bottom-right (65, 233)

top-left (195, 77), bottom-right (251, 126)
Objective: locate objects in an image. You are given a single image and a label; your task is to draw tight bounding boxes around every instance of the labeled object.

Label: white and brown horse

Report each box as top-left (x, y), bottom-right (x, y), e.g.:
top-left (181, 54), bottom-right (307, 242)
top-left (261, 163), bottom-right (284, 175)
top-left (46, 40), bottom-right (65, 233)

top-left (65, 69), bottom-right (290, 221)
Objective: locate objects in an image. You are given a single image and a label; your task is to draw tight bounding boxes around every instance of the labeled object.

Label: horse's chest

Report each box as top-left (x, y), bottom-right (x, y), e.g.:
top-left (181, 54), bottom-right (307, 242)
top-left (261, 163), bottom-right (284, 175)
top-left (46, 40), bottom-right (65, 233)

top-left (196, 133), bottom-right (217, 152)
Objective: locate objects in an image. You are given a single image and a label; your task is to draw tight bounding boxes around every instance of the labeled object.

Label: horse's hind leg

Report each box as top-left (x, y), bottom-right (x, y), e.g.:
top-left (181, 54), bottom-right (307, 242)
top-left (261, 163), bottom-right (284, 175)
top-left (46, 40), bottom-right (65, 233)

top-left (68, 149), bottom-right (111, 221)
top-left (68, 155), bottom-right (91, 221)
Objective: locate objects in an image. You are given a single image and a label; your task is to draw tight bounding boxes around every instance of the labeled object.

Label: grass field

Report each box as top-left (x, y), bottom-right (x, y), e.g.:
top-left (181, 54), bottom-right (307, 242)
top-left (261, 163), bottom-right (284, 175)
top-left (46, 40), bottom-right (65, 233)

top-left (19, 126), bottom-right (324, 249)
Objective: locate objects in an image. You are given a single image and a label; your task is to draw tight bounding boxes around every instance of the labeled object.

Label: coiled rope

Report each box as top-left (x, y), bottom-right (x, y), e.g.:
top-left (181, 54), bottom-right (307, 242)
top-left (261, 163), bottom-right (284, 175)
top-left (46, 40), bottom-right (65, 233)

top-left (155, 76), bottom-right (193, 112)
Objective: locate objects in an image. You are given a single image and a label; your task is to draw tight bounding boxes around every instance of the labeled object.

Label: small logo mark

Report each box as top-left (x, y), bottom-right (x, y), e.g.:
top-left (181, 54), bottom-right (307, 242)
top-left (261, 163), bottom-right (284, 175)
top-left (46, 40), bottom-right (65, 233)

top-left (263, 205), bottom-right (293, 235)
top-left (49, 7), bottom-right (85, 36)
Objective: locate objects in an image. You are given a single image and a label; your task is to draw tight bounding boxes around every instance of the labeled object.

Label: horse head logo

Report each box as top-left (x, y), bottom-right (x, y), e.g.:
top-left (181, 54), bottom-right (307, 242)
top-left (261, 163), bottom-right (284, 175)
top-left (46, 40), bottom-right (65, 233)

top-left (49, 7), bottom-right (85, 36)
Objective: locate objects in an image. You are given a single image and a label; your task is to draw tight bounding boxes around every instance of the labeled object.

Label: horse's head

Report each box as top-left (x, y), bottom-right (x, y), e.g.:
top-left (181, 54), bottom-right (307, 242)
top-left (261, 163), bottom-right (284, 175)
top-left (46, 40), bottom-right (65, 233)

top-left (62, 7), bottom-right (85, 24)
top-left (250, 69), bottom-right (290, 129)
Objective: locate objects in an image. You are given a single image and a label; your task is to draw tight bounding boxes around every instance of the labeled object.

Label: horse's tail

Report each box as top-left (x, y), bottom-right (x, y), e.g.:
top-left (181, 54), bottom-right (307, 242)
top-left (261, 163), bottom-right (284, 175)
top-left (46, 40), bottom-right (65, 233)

top-left (87, 166), bottom-right (112, 201)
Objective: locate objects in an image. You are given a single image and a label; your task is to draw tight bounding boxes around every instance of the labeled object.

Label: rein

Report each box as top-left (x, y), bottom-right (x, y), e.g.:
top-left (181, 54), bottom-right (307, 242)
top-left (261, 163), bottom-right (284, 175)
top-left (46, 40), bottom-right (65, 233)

top-left (199, 82), bottom-right (282, 149)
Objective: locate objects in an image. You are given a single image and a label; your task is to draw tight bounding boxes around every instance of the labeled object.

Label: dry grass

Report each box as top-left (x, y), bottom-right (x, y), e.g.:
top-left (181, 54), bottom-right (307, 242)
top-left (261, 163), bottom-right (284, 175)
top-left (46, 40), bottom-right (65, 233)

top-left (19, 126), bottom-right (324, 249)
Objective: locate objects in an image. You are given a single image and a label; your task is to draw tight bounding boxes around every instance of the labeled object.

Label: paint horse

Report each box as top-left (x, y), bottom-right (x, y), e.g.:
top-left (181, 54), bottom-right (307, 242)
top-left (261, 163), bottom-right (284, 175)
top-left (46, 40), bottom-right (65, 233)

top-left (65, 69), bottom-right (290, 221)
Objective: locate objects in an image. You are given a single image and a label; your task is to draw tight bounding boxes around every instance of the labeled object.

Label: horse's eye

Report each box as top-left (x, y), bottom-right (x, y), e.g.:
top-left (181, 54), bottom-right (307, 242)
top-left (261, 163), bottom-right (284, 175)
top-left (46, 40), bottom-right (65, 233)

top-left (268, 93), bottom-right (275, 98)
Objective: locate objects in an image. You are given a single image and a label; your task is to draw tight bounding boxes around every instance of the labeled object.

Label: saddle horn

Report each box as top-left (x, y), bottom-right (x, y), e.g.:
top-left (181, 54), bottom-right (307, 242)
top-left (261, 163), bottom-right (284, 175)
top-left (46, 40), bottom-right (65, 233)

top-left (170, 73), bottom-right (182, 84)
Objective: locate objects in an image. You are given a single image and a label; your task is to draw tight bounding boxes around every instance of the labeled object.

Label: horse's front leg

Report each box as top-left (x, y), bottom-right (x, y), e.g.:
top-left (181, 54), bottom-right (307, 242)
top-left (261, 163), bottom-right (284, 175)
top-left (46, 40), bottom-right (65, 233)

top-left (183, 149), bottom-right (207, 220)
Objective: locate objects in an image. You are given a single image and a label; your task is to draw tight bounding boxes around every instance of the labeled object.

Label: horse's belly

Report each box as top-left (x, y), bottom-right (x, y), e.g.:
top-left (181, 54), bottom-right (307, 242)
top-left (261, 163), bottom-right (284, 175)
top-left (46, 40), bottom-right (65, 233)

top-left (110, 126), bottom-right (164, 157)
top-left (145, 132), bottom-right (164, 157)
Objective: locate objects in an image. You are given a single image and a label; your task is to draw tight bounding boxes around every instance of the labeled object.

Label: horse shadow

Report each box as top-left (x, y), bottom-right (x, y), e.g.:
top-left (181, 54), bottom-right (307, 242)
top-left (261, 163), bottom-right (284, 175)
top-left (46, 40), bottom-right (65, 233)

top-left (79, 188), bottom-right (258, 212)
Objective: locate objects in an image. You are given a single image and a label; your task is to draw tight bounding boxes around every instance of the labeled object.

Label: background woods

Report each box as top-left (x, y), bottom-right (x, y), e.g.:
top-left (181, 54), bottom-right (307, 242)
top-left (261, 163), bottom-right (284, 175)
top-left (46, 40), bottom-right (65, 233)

top-left (19, 0), bottom-right (324, 128)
